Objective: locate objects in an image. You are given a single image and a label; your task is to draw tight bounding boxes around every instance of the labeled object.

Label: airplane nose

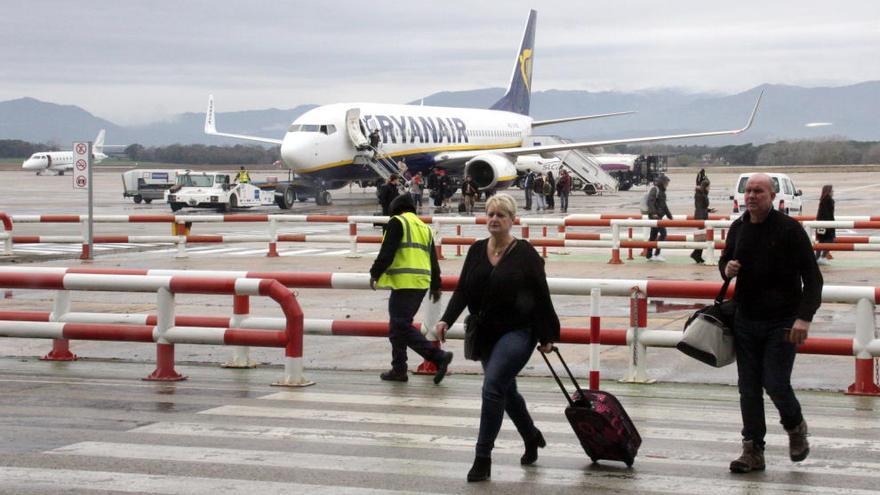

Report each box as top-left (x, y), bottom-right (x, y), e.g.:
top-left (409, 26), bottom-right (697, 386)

top-left (280, 135), bottom-right (312, 171)
top-left (22, 160), bottom-right (40, 170)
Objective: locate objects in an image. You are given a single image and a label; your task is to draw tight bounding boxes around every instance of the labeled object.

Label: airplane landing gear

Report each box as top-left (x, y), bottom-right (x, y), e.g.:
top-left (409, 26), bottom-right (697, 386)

top-left (315, 190), bottom-right (332, 206)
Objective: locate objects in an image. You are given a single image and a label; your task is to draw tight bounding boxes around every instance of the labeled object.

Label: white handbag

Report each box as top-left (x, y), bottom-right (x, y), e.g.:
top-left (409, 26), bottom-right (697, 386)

top-left (677, 278), bottom-right (736, 367)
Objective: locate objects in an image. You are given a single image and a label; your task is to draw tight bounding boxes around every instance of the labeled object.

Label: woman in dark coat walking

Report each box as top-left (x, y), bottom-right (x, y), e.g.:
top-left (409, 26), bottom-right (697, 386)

top-left (815, 185), bottom-right (835, 264)
top-left (690, 179), bottom-right (713, 263)
top-left (435, 193), bottom-right (560, 482)
top-left (544, 171), bottom-right (555, 210)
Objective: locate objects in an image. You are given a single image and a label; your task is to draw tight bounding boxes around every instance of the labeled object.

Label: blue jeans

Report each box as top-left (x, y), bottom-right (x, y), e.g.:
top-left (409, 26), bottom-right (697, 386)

top-left (388, 289), bottom-right (442, 372)
top-left (559, 192), bottom-right (569, 212)
top-left (734, 312), bottom-right (803, 447)
top-left (476, 327), bottom-right (539, 457)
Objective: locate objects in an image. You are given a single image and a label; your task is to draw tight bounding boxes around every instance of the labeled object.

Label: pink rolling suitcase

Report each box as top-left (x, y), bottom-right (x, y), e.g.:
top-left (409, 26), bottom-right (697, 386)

top-left (540, 347), bottom-right (641, 466)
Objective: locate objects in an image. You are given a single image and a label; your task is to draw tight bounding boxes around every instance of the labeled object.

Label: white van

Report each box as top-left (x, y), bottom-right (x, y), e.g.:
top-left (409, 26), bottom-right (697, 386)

top-left (122, 169), bottom-right (185, 204)
top-left (730, 172), bottom-right (803, 215)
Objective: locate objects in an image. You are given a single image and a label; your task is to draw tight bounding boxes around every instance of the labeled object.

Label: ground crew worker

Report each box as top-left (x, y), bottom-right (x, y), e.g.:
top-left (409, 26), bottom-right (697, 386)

top-left (370, 194), bottom-right (453, 384)
top-left (236, 166), bottom-right (251, 184)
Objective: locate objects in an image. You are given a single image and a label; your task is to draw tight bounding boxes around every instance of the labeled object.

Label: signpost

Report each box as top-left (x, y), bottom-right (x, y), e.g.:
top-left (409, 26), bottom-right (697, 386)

top-left (72, 141), bottom-right (94, 260)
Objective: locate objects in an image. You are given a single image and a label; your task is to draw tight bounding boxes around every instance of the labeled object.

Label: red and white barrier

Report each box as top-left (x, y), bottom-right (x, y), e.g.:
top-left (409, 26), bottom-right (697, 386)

top-left (0, 270), bottom-right (310, 386)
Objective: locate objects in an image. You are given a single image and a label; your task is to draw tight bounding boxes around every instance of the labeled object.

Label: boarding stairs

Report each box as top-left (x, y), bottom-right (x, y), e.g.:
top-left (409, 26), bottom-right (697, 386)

top-left (352, 148), bottom-right (400, 182)
top-left (525, 135), bottom-right (619, 193)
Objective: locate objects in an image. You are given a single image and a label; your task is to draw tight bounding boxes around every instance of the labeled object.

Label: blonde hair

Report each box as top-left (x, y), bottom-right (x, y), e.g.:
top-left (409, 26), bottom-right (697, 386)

top-left (485, 193), bottom-right (517, 218)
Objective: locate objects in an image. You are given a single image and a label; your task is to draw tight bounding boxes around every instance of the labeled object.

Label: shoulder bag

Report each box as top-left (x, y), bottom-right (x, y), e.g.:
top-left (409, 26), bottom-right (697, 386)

top-left (677, 277), bottom-right (737, 367)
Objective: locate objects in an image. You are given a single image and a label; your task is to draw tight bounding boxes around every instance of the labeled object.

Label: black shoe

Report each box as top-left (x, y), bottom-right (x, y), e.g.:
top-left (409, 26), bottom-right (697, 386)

top-left (433, 351), bottom-right (453, 385)
top-left (467, 456), bottom-right (491, 482)
top-left (521, 429), bottom-right (546, 465)
top-left (690, 252), bottom-right (704, 264)
top-left (380, 369), bottom-right (408, 382)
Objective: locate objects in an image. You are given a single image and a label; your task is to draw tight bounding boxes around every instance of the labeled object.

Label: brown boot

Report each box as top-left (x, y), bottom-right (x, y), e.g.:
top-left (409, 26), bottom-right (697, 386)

top-left (786, 420), bottom-right (810, 462)
top-left (729, 440), bottom-right (765, 473)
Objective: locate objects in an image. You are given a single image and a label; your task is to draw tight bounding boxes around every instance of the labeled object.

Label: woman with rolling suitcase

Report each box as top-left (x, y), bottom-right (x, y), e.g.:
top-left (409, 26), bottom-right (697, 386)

top-left (434, 193), bottom-right (560, 482)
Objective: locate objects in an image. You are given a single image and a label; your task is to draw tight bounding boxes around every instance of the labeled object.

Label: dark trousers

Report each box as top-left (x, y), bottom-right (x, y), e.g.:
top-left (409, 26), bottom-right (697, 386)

top-left (476, 328), bottom-right (539, 458)
top-left (647, 226), bottom-right (667, 257)
top-left (524, 188), bottom-right (532, 209)
top-left (388, 289), bottom-right (440, 372)
top-left (559, 192), bottom-right (569, 212)
top-left (545, 193), bottom-right (554, 209)
top-left (734, 312), bottom-right (803, 447)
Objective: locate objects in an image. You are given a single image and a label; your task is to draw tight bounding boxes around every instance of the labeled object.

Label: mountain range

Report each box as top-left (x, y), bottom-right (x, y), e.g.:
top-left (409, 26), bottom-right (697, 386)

top-left (1, 82), bottom-right (878, 148)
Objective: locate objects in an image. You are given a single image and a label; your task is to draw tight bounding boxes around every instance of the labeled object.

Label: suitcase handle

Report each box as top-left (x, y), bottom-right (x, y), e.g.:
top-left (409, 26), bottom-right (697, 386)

top-left (539, 346), bottom-right (587, 407)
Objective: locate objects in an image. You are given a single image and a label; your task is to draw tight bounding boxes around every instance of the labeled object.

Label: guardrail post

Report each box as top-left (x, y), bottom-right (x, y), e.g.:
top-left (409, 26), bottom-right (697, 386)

top-left (627, 227), bottom-right (634, 260)
top-left (79, 218), bottom-right (90, 260)
top-left (175, 229), bottom-right (188, 259)
top-left (456, 225), bottom-right (462, 257)
top-left (0, 214), bottom-right (12, 256)
top-left (267, 218), bottom-right (279, 257)
top-left (705, 227), bottom-right (716, 264)
top-left (433, 218), bottom-right (445, 260)
top-left (847, 297), bottom-right (880, 396)
top-left (223, 295), bottom-right (257, 368)
top-left (557, 224), bottom-right (569, 255)
top-left (589, 288), bottom-right (601, 390)
top-left (41, 290), bottom-right (77, 361)
top-left (620, 287), bottom-right (654, 383)
top-left (541, 226), bottom-right (548, 258)
top-left (346, 221), bottom-right (361, 258)
top-left (608, 223), bottom-right (623, 264)
top-left (144, 287), bottom-right (186, 381)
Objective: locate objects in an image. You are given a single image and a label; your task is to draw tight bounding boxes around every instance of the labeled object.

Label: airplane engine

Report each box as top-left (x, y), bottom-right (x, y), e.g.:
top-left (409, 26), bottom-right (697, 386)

top-left (465, 154), bottom-right (518, 190)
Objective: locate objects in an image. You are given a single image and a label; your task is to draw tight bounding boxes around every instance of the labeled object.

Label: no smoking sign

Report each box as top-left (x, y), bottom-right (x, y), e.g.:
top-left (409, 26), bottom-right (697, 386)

top-left (76, 159), bottom-right (87, 171)
top-left (75, 143), bottom-right (87, 155)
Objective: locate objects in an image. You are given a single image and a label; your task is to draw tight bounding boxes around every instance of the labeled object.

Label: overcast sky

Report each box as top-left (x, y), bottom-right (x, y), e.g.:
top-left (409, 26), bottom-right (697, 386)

top-left (2, 0), bottom-right (879, 125)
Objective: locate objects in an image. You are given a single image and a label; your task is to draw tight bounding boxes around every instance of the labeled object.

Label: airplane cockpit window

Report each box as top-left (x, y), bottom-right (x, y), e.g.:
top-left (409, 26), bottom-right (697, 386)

top-left (319, 125), bottom-right (336, 135)
top-left (288, 124), bottom-right (322, 133)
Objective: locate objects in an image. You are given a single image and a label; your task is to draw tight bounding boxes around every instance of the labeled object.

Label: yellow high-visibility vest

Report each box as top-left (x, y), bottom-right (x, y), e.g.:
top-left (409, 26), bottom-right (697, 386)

top-left (377, 212), bottom-right (433, 289)
top-left (237, 170), bottom-right (251, 183)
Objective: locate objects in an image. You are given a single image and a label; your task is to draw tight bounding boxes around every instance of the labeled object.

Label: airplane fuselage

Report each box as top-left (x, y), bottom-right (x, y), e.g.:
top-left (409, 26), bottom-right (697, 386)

top-left (279, 103), bottom-right (533, 186)
top-left (22, 151), bottom-right (108, 174)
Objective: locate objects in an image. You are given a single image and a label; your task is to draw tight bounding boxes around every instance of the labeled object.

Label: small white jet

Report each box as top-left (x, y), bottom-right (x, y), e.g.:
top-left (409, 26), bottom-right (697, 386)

top-left (205, 10), bottom-right (761, 205)
top-left (22, 129), bottom-right (108, 175)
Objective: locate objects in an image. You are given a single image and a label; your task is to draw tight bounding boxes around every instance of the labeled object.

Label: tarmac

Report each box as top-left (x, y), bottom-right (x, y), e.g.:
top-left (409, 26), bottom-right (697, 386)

top-left (0, 164), bottom-right (878, 493)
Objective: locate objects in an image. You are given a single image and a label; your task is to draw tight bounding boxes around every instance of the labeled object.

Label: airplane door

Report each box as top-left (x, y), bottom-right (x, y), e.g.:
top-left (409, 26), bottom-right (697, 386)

top-left (345, 108), bottom-right (369, 149)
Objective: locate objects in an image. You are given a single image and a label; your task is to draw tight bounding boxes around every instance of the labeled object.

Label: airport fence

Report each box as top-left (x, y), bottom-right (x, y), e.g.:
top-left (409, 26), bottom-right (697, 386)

top-left (0, 266), bottom-right (877, 395)
top-left (1, 212), bottom-right (880, 263)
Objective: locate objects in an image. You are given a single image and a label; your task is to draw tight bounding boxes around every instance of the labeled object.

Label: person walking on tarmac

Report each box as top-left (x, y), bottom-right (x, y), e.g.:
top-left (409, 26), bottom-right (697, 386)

top-left (696, 168), bottom-right (708, 186)
top-left (646, 175), bottom-right (672, 261)
top-left (378, 174), bottom-right (401, 216)
top-left (370, 194), bottom-right (454, 384)
top-left (522, 171), bottom-right (535, 210)
top-left (720, 173), bottom-right (822, 474)
top-left (235, 166), bottom-right (251, 184)
top-left (690, 179), bottom-right (715, 264)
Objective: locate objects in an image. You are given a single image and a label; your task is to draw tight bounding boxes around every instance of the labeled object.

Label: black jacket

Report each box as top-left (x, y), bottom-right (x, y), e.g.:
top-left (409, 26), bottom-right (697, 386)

top-left (377, 183), bottom-right (400, 215)
top-left (647, 184), bottom-right (672, 219)
top-left (719, 209), bottom-right (823, 321)
top-left (441, 239), bottom-right (560, 350)
top-left (816, 197), bottom-right (836, 241)
top-left (693, 187), bottom-right (710, 220)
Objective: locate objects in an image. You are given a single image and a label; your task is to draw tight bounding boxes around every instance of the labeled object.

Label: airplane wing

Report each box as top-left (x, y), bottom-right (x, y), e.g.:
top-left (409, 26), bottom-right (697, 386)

top-left (205, 95), bottom-right (284, 145)
top-left (435, 91), bottom-right (762, 163)
top-left (532, 111), bottom-right (635, 127)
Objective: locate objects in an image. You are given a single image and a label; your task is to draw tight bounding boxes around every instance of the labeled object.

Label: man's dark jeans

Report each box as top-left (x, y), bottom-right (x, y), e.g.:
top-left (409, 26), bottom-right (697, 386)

top-left (646, 226), bottom-right (667, 257)
top-left (734, 312), bottom-right (804, 447)
top-left (388, 289), bottom-right (441, 372)
top-left (476, 327), bottom-right (539, 458)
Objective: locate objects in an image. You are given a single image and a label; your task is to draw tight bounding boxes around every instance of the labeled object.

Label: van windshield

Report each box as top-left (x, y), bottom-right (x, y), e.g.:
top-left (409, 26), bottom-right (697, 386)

top-left (737, 176), bottom-right (780, 194)
top-left (176, 175), bottom-right (214, 187)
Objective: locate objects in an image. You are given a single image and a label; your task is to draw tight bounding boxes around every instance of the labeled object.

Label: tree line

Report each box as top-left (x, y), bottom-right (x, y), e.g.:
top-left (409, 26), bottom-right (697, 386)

top-left (616, 139), bottom-right (880, 167)
top-left (2, 138), bottom-right (878, 166)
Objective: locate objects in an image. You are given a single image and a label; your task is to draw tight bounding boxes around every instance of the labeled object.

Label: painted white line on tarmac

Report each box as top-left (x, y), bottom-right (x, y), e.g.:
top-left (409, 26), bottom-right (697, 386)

top-left (258, 391), bottom-right (875, 430)
top-left (133, 421), bottom-right (880, 480)
top-left (199, 405), bottom-right (880, 451)
top-left (318, 249), bottom-right (354, 256)
top-left (279, 248), bottom-right (322, 256)
top-left (48, 441), bottom-right (878, 494)
top-left (0, 466), bottom-right (434, 495)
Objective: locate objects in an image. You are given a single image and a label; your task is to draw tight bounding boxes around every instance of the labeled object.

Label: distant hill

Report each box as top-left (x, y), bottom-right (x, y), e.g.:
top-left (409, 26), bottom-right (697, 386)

top-left (2, 81), bottom-right (878, 147)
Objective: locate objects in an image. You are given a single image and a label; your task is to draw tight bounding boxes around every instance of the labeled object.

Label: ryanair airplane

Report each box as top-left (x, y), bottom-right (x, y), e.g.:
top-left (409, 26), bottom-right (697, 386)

top-left (205, 10), bottom-right (761, 205)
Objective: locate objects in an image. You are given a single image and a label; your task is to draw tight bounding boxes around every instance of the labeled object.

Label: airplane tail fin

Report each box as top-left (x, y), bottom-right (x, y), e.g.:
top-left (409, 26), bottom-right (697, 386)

top-left (93, 129), bottom-right (106, 153)
top-left (490, 10), bottom-right (536, 116)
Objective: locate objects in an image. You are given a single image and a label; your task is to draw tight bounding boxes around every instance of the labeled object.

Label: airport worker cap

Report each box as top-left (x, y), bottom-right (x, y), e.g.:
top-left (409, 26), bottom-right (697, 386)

top-left (389, 193), bottom-right (417, 216)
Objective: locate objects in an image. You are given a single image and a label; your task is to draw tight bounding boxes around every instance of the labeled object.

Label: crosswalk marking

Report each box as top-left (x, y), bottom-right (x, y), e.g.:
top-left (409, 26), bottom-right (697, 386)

top-left (48, 441), bottom-right (878, 495)
top-left (0, 467), bottom-right (435, 495)
top-left (199, 404), bottom-right (880, 451)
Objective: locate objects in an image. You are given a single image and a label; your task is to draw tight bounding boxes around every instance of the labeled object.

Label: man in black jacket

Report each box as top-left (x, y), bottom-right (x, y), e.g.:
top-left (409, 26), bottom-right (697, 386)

top-left (646, 175), bottom-right (672, 261)
top-left (378, 175), bottom-right (400, 216)
top-left (719, 173), bottom-right (823, 474)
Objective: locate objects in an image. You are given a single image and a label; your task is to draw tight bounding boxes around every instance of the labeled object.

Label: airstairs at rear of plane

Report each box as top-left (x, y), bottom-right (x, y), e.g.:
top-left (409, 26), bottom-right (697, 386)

top-left (525, 135), bottom-right (619, 194)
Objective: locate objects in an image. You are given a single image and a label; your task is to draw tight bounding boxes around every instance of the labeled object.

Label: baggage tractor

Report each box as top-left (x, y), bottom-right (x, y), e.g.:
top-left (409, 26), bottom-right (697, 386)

top-left (540, 347), bottom-right (641, 466)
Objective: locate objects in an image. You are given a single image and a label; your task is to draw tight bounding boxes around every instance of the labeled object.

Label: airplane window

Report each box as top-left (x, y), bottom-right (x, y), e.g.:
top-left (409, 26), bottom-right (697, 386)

top-left (288, 124), bottom-right (301, 132)
top-left (326, 125), bottom-right (336, 134)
